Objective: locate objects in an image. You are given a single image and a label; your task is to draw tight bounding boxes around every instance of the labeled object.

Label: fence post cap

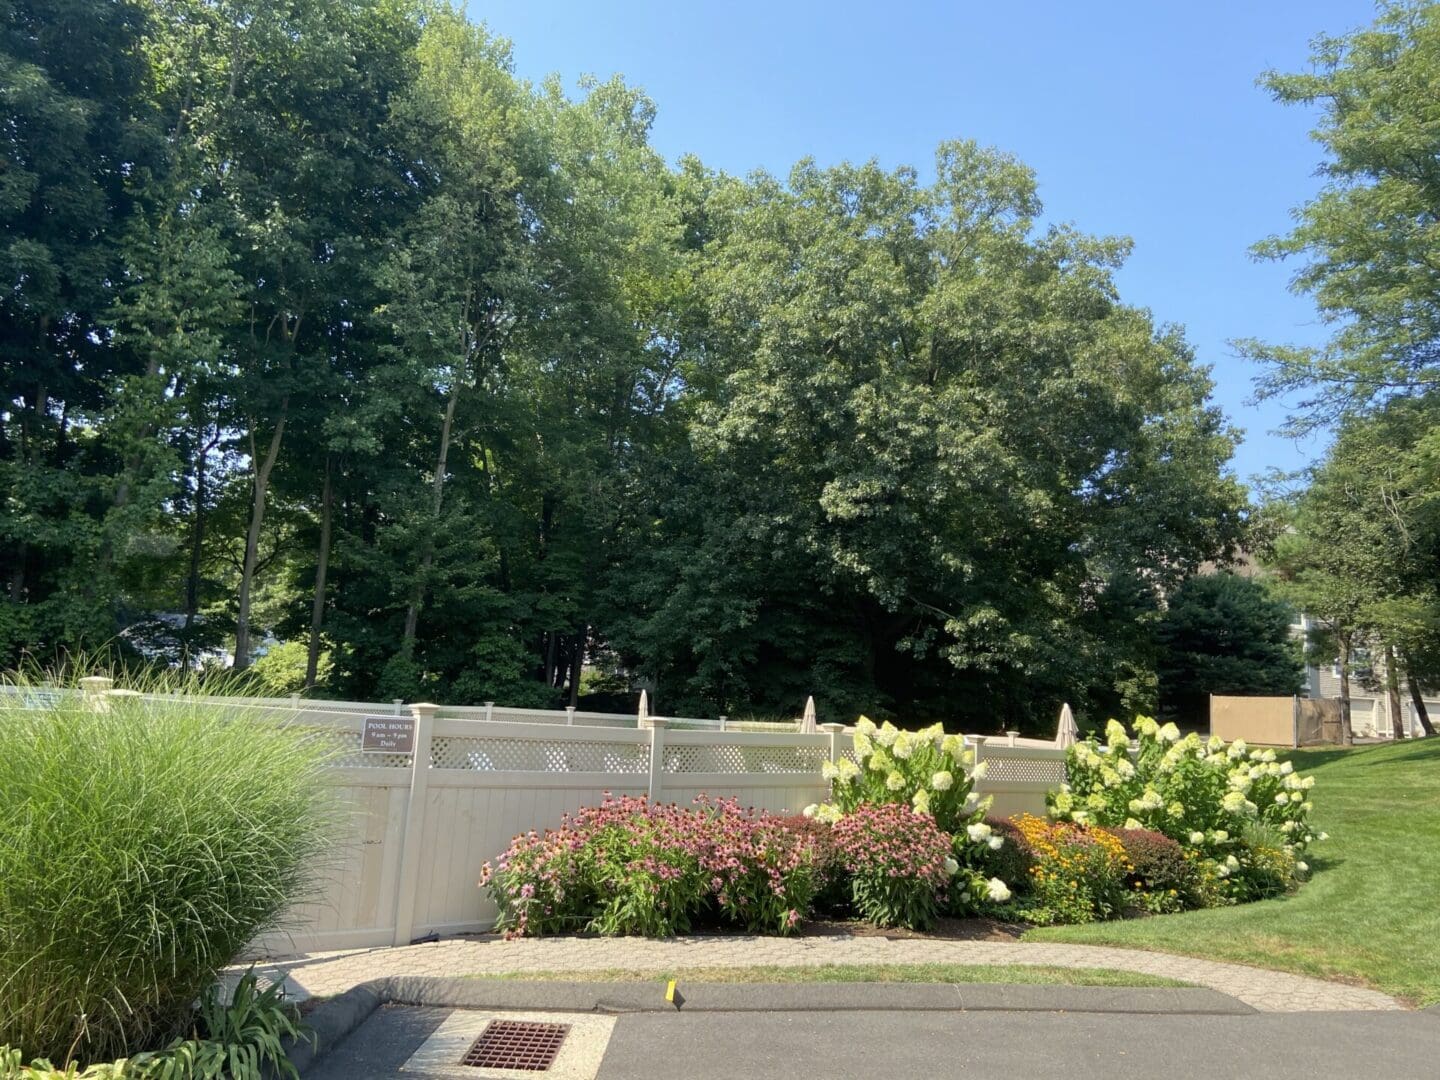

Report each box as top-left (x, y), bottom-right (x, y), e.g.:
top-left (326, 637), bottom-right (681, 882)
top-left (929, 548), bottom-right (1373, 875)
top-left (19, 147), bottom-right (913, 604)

top-left (819, 722), bottom-right (847, 733)
top-left (79, 676), bottom-right (114, 693)
top-left (647, 717), bottom-right (669, 729)
top-left (409, 702), bottom-right (441, 718)
top-left (968, 734), bottom-right (988, 745)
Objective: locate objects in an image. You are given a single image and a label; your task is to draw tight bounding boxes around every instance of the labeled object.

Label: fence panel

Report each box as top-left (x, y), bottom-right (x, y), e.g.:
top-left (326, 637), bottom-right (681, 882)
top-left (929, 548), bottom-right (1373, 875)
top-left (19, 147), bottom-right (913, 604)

top-left (184, 707), bottom-right (1065, 957)
top-left (1209, 695), bottom-right (1297, 747)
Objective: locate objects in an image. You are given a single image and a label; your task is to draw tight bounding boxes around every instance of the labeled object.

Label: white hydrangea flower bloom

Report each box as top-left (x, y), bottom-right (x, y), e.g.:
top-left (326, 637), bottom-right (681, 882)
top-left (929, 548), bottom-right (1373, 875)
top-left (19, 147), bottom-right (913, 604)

top-left (931, 770), bottom-right (954, 791)
top-left (885, 770), bottom-right (906, 791)
top-left (1296, 861), bottom-right (1309, 873)
top-left (802, 804), bottom-right (818, 818)
top-left (988, 835), bottom-right (1004, 850)
top-left (971, 759), bottom-right (989, 780)
top-left (1158, 722), bottom-right (1181, 743)
top-left (821, 761), bottom-right (839, 781)
top-left (892, 732), bottom-right (915, 760)
top-left (837, 758), bottom-right (861, 782)
top-left (875, 722), bottom-right (898, 748)
top-left (967, 823), bottom-right (993, 842)
top-left (854, 716), bottom-right (877, 737)
top-left (943, 856), bottom-right (960, 876)
top-left (1189, 831), bottom-right (1205, 845)
top-left (1123, 817), bottom-right (1144, 830)
top-left (986, 877), bottom-right (1011, 902)
top-left (912, 789), bottom-right (932, 815)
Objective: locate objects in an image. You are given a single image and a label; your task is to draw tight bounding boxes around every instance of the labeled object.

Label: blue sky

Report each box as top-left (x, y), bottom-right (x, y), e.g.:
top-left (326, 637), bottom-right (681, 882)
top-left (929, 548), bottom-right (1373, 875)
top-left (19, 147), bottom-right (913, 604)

top-left (469, 0), bottom-right (1377, 486)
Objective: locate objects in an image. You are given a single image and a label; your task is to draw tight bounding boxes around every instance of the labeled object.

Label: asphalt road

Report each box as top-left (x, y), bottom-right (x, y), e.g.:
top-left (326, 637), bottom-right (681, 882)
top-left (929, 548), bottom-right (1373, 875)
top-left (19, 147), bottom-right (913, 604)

top-left (304, 999), bottom-right (1440, 1080)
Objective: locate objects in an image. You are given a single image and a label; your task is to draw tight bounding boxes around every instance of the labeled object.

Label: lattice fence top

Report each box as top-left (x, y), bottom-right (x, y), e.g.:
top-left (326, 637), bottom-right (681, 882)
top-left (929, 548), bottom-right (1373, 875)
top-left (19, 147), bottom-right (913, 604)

top-left (982, 754), bottom-right (1067, 786)
top-left (315, 726), bottom-right (413, 769)
top-left (431, 734), bottom-right (650, 773)
top-left (662, 743), bottom-right (827, 774)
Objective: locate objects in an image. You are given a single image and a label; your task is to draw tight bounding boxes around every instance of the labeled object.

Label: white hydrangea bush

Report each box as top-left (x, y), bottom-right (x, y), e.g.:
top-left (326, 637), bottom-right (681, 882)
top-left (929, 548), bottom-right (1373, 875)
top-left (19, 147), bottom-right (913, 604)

top-left (1048, 716), bottom-right (1323, 879)
top-left (805, 718), bottom-right (1015, 912)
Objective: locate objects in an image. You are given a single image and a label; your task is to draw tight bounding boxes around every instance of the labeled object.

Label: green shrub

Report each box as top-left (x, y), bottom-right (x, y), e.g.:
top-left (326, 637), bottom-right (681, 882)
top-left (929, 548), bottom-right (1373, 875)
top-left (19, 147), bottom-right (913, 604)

top-left (0, 675), bottom-right (336, 1063)
top-left (970, 817), bottom-right (1035, 896)
top-left (1049, 717), bottom-right (1322, 889)
top-left (1105, 828), bottom-right (1201, 914)
top-left (810, 719), bottom-right (988, 834)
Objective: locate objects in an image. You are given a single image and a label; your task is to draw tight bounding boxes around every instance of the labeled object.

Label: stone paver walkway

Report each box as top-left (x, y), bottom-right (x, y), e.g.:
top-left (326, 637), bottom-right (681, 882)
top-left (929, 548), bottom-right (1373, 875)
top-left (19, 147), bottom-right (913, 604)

top-left (248, 934), bottom-right (1402, 1013)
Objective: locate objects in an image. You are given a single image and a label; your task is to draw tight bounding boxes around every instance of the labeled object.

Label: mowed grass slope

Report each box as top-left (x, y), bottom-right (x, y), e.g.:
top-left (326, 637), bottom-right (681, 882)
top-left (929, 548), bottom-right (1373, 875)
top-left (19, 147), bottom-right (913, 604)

top-left (1027, 738), bottom-right (1440, 1006)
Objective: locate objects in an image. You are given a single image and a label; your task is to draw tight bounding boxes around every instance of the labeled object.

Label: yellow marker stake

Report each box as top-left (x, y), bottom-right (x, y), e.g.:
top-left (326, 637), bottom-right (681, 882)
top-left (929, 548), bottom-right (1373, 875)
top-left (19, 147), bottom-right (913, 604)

top-left (665, 979), bottom-right (677, 1003)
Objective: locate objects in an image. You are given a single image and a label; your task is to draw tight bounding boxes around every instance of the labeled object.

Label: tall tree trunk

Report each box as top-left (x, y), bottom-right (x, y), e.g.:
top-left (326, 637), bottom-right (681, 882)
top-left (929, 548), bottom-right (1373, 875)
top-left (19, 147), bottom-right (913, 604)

top-left (306, 454), bottom-right (334, 688)
top-left (1336, 633), bottom-right (1355, 746)
top-left (568, 628), bottom-right (585, 707)
top-left (1384, 643), bottom-right (1407, 738)
top-left (182, 430), bottom-right (216, 635)
top-left (234, 401), bottom-right (288, 671)
top-left (402, 384), bottom-right (460, 656)
top-left (8, 544), bottom-right (26, 603)
top-left (1406, 669), bottom-right (1435, 736)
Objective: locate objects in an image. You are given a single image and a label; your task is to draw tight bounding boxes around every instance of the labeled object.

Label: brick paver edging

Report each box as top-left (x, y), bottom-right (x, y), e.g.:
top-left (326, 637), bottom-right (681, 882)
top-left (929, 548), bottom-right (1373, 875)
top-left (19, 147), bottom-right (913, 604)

top-left (249, 934), bottom-right (1402, 1013)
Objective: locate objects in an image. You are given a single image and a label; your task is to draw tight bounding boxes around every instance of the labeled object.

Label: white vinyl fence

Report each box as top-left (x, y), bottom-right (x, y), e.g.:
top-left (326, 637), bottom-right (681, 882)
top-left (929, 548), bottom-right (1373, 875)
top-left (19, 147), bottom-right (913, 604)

top-left (248, 704), bottom-right (1064, 954)
top-left (1, 685), bottom-right (1066, 954)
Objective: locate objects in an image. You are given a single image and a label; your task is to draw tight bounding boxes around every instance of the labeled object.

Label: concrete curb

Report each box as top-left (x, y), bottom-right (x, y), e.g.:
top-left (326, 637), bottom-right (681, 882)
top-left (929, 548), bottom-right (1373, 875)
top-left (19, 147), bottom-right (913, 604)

top-left (377, 977), bottom-right (1254, 1016)
top-left (291, 976), bottom-right (1254, 1073)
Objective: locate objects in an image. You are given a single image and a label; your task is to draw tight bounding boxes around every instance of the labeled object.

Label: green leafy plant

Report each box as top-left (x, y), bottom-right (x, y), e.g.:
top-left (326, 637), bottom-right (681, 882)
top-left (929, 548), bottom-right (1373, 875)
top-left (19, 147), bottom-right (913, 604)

top-left (1049, 717), bottom-right (1323, 891)
top-left (1010, 815), bottom-right (1132, 926)
top-left (1105, 828), bottom-right (1201, 914)
top-left (132, 970), bottom-right (306, 1080)
top-left (811, 719), bottom-right (988, 834)
top-left (829, 804), bottom-right (954, 931)
top-left (0, 673), bottom-right (336, 1062)
top-left (1, 971), bottom-right (308, 1080)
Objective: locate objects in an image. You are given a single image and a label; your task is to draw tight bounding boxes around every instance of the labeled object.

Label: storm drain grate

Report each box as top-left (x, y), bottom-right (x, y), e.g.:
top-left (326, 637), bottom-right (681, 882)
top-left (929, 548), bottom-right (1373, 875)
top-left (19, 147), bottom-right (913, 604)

top-left (458, 1020), bottom-right (570, 1071)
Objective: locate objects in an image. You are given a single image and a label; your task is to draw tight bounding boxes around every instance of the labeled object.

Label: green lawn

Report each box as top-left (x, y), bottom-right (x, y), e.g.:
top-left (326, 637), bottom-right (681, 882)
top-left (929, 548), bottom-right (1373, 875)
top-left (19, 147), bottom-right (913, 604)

top-left (1027, 737), bottom-right (1440, 1006)
top-left (468, 964), bottom-right (1186, 987)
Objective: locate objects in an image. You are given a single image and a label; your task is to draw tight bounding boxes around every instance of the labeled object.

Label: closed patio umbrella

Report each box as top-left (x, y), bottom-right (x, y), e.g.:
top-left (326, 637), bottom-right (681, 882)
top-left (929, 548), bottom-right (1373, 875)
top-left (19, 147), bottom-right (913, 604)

top-left (1055, 702), bottom-right (1080, 748)
top-left (800, 696), bottom-right (818, 733)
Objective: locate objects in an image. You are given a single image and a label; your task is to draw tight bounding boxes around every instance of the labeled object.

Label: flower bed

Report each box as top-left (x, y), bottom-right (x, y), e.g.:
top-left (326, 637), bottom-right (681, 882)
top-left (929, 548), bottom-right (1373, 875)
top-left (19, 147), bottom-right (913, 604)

top-left (1048, 717), bottom-right (1322, 903)
top-left (479, 717), bottom-right (1325, 939)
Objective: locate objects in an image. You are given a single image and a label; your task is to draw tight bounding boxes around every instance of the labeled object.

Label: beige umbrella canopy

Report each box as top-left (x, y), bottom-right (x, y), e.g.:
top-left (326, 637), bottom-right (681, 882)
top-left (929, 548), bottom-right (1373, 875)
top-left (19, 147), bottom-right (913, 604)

top-left (1055, 702), bottom-right (1080, 748)
top-left (800, 696), bottom-right (818, 733)
top-left (637, 689), bottom-right (649, 728)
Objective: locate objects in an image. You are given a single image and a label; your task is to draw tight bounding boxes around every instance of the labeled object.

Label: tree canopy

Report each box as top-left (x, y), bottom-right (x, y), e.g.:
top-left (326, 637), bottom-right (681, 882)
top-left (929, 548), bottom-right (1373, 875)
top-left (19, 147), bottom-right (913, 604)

top-left (0, 0), bottom-right (1251, 728)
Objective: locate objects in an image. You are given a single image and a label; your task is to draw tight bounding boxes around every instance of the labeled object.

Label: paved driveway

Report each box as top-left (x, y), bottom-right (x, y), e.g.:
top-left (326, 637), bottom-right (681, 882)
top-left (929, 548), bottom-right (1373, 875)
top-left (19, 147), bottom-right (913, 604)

top-left (302, 996), bottom-right (1440, 1080)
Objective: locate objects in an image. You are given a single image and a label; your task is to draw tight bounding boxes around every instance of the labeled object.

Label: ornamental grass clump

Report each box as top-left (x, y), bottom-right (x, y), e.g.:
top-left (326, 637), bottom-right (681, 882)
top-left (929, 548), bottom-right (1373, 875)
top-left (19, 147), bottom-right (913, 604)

top-left (0, 675), bottom-right (336, 1064)
top-left (481, 795), bottom-right (821, 938)
top-left (1048, 716), bottom-right (1323, 895)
